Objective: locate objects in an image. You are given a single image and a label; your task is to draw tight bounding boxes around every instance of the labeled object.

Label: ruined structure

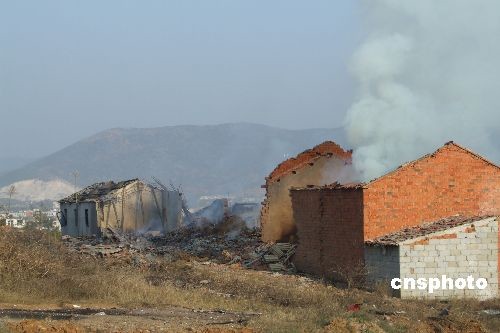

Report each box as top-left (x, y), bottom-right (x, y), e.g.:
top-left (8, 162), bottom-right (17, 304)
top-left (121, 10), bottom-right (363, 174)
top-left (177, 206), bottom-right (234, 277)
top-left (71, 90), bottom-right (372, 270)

top-left (291, 142), bottom-right (500, 293)
top-left (58, 179), bottom-right (182, 236)
top-left (260, 141), bottom-right (353, 242)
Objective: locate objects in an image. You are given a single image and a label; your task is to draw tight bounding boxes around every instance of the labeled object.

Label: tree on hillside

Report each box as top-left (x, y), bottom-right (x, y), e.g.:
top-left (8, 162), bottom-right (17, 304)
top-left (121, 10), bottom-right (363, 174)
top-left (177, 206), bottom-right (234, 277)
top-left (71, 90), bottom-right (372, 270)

top-left (0, 204), bottom-right (5, 226)
top-left (7, 185), bottom-right (16, 216)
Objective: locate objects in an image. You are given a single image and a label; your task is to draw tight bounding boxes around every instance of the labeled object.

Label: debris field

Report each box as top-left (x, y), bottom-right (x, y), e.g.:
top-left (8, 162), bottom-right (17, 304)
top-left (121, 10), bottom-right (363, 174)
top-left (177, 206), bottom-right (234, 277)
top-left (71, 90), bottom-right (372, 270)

top-left (63, 224), bottom-right (297, 273)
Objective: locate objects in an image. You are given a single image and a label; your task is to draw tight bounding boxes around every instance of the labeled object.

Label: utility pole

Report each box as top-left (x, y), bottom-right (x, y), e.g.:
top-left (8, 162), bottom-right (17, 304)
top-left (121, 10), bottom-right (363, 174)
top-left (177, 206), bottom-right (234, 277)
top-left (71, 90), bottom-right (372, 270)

top-left (7, 185), bottom-right (16, 217)
top-left (72, 170), bottom-right (79, 204)
top-left (71, 170), bottom-right (80, 233)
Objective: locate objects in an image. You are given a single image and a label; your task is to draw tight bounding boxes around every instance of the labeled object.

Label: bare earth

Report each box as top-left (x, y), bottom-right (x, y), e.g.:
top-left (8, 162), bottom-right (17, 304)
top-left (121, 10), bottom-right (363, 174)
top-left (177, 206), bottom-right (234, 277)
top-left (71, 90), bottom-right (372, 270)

top-left (0, 305), bottom-right (256, 333)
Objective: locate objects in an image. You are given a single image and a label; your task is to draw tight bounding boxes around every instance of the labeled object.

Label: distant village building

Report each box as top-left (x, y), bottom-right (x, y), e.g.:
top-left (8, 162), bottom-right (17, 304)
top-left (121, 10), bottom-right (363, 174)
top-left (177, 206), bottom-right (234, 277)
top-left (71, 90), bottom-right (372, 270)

top-left (290, 142), bottom-right (500, 299)
top-left (5, 218), bottom-right (25, 228)
top-left (58, 179), bottom-right (183, 237)
top-left (260, 141), bottom-right (354, 242)
top-left (365, 216), bottom-right (498, 300)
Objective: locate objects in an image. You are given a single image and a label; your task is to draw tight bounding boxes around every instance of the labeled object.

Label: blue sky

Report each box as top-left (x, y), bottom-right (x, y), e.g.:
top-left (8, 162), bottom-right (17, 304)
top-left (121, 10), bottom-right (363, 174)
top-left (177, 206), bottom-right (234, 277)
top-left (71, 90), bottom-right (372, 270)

top-left (0, 1), bottom-right (363, 157)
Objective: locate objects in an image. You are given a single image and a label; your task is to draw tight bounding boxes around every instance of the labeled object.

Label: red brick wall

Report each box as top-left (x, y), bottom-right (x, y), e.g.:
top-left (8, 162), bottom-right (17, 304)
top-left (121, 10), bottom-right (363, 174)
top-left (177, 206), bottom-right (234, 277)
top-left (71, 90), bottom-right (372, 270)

top-left (291, 188), bottom-right (364, 278)
top-left (261, 156), bottom-right (354, 242)
top-left (364, 144), bottom-right (500, 239)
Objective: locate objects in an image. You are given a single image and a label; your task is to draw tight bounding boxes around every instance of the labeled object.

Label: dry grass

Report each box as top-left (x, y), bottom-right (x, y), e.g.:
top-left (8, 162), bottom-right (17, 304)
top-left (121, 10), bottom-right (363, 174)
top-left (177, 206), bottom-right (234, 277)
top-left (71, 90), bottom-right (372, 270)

top-left (0, 227), bottom-right (499, 332)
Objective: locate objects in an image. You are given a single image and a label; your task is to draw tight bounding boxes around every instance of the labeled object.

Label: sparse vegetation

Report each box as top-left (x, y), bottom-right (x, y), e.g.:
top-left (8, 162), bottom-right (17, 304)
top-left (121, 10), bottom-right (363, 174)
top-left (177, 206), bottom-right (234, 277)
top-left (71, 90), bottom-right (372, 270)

top-left (0, 227), bottom-right (498, 332)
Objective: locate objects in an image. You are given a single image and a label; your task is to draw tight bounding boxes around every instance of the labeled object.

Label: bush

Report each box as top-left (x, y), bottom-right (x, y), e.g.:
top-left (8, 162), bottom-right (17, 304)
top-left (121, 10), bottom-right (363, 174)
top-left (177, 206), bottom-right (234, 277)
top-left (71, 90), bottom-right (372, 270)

top-left (0, 227), bottom-right (102, 299)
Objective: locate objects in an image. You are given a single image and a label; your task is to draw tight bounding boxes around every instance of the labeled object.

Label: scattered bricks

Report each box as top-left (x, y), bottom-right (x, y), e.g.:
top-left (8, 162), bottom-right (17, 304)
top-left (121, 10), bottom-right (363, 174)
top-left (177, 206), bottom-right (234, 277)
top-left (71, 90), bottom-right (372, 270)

top-left (431, 233), bottom-right (458, 240)
top-left (413, 239), bottom-right (430, 246)
top-left (263, 255), bottom-right (279, 263)
top-left (245, 242), bottom-right (297, 273)
top-left (465, 226), bottom-right (476, 233)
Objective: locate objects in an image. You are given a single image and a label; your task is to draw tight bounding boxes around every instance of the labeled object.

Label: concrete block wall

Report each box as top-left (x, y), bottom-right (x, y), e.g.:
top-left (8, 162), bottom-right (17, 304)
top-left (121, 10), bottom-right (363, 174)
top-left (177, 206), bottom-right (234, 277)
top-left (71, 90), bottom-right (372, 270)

top-left (363, 143), bottom-right (500, 240)
top-left (398, 217), bottom-right (499, 300)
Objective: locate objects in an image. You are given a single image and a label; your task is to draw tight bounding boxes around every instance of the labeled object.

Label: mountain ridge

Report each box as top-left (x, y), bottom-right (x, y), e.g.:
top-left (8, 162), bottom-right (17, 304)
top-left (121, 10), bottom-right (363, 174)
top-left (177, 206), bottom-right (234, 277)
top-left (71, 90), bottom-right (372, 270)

top-left (0, 123), bottom-right (347, 204)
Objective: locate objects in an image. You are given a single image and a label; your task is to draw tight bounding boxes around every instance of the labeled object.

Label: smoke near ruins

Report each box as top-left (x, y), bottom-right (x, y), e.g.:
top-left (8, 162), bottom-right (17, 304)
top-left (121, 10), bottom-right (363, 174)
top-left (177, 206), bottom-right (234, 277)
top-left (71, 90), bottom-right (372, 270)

top-left (344, 0), bottom-right (500, 181)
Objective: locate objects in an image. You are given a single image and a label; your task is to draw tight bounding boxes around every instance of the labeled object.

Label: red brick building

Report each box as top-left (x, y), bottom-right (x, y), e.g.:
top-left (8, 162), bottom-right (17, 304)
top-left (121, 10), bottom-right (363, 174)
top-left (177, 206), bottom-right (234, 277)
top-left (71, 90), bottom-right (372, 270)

top-left (260, 141), bottom-right (353, 242)
top-left (291, 142), bottom-right (500, 279)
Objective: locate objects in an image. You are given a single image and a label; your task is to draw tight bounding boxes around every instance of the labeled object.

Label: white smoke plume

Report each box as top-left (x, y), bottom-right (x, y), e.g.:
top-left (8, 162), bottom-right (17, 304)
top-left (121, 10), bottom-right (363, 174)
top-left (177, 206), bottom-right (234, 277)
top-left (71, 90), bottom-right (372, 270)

top-left (345, 0), bottom-right (500, 181)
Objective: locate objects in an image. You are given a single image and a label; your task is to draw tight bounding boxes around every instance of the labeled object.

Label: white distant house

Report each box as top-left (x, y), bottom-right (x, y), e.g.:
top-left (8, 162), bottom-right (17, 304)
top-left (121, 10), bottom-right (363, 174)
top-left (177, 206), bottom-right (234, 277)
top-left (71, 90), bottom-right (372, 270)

top-left (5, 218), bottom-right (25, 228)
top-left (51, 219), bottom-right (61, 231)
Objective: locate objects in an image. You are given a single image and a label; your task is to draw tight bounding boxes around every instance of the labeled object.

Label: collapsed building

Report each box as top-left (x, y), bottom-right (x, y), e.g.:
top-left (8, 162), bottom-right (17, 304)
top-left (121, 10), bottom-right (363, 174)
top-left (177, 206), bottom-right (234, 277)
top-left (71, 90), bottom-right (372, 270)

top-left (260, 141), bottom-right (354, 242)
top-left (58, 179), bottom-right (183, 237)
top-left (290, 142), bottom-right (500, 299)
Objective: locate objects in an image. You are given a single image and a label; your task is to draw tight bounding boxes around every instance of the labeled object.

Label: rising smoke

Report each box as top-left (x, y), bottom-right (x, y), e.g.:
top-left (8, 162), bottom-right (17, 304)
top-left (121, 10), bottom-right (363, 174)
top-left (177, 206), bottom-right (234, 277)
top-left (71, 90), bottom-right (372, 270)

top-left (345, 0), bottom-right (500, 181)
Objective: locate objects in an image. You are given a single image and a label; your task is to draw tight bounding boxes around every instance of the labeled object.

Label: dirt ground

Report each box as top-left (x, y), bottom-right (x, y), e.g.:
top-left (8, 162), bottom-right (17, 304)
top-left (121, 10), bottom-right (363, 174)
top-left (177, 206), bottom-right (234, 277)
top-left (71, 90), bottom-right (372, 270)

top-left (1, 228), bottom-right (499, 332)
top-left (0, 301), bottom-right (495, 333)
top-left (0, 305), bottom-right (256, 333)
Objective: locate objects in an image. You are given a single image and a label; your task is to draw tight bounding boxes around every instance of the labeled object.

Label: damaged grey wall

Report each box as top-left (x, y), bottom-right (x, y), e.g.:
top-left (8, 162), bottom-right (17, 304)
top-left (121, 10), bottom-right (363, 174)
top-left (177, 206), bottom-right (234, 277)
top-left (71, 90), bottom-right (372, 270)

top-left (163, 189), bottom-right (183, 232)
top-left (60, 201), bottom-right (99, 237)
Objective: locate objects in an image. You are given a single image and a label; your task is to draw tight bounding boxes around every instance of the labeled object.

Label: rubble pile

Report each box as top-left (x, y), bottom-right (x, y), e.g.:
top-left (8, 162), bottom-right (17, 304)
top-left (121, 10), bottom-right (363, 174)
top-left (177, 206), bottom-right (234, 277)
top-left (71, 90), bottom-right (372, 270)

top-left (62, 223), bottom-right (297, 273)
top-left (243, 242), bottom-right (297, 272)
top-left (151, 225), bottom-right (262, 263)
top-left (62, 224), bottom-right (261, 263)
top-left (62, 228), bottom-right (156, 264)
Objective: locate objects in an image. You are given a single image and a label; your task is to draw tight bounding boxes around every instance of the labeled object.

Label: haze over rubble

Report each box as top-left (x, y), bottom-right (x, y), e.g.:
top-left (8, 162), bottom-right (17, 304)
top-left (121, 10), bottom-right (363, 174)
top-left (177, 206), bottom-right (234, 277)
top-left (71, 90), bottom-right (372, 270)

top-left (345, 0), bottom-right (500, 181)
